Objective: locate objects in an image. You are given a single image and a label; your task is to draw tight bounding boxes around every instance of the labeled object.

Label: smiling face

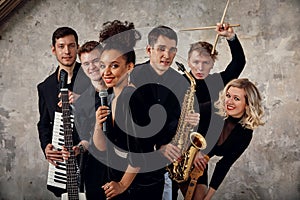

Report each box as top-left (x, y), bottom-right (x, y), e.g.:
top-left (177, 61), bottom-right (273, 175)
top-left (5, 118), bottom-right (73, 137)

top-left (100, 49), bottom-right (133, 88)
top-left (225, 86), bottom-right (247, 118)
top-left (188, 51), bottom-right (214, 80)
top-left (52, 35), bottom-right (78, 68)
top-left (146, 35), bottom-right (177, 75)
top-left (80, 49), bottom-right (102, 82)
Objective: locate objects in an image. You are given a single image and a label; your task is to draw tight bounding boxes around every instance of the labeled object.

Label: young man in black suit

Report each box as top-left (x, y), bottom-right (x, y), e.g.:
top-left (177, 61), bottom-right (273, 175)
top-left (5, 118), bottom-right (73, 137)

top-left (37, 26), bottom-right (89, 197)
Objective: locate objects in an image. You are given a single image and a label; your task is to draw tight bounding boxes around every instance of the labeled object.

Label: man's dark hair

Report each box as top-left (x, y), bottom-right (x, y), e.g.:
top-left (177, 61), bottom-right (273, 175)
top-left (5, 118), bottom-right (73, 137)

top-left (148, 25), bottom-right (178, 47)
top-left (52, 27), bottom-right (79, 46)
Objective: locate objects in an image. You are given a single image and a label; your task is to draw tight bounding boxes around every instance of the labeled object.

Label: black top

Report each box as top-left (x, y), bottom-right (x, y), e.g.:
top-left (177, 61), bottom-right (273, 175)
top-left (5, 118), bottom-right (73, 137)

top-left (73, 84), bottom-right (101, 142)
top-left (73, 84), bottom-right (111, 161)
top-left (105, 86), bottom-right (140, 181)
top-left (130, 61), bottom-right (191, 149)
top-left (37, 62), bottom-right (90, 156)
top-left (207, 116), bottom-right (253, 190)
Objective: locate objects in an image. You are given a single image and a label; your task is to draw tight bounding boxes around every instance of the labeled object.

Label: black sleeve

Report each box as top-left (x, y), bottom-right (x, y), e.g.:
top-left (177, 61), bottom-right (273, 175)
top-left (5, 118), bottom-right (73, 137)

top-left (154, 101), bottom-right (180, 149)
top-left (73, 91), bottom-right (96, 142)
top-left (130, 61), bottom-right (150, 88)
top-left (197, 101), bottom-right (212, 136)
top-left (209, 129), bottom-right (253, 190)
top-left (156, 77), bottom-right (187, 148)
top-left (37, 84), bottom-right (52, 157)
top-left (72, 62), bottom-right (91, 94)
top-left (73, 110), bottom-right (93, 142)
top-left (220, 35), bottom-right (246, 85)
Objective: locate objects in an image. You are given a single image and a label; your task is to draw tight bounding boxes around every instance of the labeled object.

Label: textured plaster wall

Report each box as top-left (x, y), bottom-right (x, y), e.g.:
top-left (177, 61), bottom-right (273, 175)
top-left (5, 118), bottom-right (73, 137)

top-left (0, 0), bottom-right (299, 199)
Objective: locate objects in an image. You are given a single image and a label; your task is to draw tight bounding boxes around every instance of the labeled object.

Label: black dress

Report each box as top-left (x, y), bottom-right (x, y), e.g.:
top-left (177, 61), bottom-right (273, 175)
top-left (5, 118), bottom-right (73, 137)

top-left (197, 116), bottom-right (253, 190)
top-left (106, 83), bottom-right (184, 200)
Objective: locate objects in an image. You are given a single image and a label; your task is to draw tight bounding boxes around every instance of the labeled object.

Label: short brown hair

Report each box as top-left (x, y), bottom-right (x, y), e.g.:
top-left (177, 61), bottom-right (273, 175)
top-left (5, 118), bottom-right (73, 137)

top-left (78, 41), bottom-right (102, 58)
top-left (188, 41), bottom-right (218, 62)
top-left (148, 25), bottom-right (177, 47)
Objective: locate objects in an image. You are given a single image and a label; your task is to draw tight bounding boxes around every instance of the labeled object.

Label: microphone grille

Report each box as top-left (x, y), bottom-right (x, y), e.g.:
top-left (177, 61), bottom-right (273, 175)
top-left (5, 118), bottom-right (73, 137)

top-left (99, 90), bottom-right (108, 98)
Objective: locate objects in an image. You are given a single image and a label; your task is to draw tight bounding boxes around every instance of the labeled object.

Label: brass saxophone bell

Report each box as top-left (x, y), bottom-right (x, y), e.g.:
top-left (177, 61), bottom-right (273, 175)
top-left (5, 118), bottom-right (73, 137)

top-left (190, 132), bottom-right (207, 150)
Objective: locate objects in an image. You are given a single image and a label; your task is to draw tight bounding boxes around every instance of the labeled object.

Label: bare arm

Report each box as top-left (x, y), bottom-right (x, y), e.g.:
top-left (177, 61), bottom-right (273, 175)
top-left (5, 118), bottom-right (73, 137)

top-left (204, 187), bottom-right (216, 200)
top-left (92, 106), bottom-right (110, 151)
top-left (102, 165), bottom-right (140, 199)
top-left (93, 123), bottom-right (107, 151)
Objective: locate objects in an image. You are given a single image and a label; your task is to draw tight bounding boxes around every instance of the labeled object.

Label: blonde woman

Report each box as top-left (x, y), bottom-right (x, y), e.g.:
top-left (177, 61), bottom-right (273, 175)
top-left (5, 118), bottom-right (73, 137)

top-left (191, 78), bottom-right (264, 200)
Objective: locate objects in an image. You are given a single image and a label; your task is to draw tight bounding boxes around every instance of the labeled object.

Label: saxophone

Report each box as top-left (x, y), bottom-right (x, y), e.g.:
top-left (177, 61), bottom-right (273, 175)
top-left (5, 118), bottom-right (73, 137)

top-left (167, 62), bottom-right (207, 184)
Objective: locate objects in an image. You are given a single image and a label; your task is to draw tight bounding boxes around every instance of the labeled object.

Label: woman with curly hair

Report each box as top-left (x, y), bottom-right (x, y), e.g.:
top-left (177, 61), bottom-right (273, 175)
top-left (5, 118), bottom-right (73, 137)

top-left (92, 20), bottom-right (158, 200)
top-left (191, 78), bottom-right (264, 200)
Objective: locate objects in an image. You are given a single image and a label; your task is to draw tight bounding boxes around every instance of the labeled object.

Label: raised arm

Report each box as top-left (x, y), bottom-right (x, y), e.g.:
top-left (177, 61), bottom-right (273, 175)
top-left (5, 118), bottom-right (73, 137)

top-left (217, 23), bottom-right (246, 84)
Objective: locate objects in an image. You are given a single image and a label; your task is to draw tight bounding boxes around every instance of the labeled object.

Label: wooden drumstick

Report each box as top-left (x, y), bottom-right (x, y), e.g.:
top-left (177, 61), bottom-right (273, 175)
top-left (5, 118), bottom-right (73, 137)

top-left (180, 24), bottom-right (240, 31)
top-left (211, 0), bottom-right (230, 54)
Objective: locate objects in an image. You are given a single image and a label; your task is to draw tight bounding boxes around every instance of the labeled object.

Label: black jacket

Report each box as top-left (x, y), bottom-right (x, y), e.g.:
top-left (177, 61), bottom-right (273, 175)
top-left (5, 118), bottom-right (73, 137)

top-left (37, 62), bottom-right (90, 156)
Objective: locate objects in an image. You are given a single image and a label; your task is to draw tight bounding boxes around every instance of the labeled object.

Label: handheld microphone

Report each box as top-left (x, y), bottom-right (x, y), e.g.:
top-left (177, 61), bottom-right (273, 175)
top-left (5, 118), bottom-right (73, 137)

top-left (99, 90), bottom-right (109, 132)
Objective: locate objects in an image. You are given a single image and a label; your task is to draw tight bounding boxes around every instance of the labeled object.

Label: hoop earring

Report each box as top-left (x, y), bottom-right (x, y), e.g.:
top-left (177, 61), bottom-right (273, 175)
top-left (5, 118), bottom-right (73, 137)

top-left (127, 72), bottom-right (131, 84)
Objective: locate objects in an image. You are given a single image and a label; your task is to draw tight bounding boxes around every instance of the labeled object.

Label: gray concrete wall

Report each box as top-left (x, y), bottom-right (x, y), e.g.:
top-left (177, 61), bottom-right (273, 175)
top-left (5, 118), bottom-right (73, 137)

top-left (0, 0), bottom-right (299, 199)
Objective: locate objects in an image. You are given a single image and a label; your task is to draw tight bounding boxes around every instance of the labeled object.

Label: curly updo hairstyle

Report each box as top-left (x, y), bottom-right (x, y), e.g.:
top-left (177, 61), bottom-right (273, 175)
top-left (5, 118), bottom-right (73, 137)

top-left (99, 20), bottom-right (141, 64)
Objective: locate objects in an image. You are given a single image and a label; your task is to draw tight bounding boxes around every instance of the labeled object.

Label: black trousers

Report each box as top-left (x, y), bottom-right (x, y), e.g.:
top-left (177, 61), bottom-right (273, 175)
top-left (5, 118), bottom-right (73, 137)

top-left (84, 154), bottom-right (109, 200)
top-left (128, 180), bottom-right (165, 200)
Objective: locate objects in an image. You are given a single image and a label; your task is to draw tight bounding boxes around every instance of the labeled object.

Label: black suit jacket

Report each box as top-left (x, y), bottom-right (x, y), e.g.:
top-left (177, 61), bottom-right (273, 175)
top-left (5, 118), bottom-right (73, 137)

top-left (37, 62), bottom-right (90, 197)
top-left (37, 62), bottom-right (90, 156)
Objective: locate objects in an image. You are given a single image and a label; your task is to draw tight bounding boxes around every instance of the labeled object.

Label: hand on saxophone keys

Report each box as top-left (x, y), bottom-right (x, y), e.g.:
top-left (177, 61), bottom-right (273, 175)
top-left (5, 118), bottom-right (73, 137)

top-left (193, 151), bottom-right (209, 171)
top-left (160, 143), bottom-right (182, 163)
top-left (184, 112), bottom-right (200, 127)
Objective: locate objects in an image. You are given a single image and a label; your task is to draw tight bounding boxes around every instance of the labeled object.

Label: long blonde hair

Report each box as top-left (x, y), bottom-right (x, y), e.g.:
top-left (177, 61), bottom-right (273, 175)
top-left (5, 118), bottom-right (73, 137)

top-left (214, 78), bottom-right (265, 130)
